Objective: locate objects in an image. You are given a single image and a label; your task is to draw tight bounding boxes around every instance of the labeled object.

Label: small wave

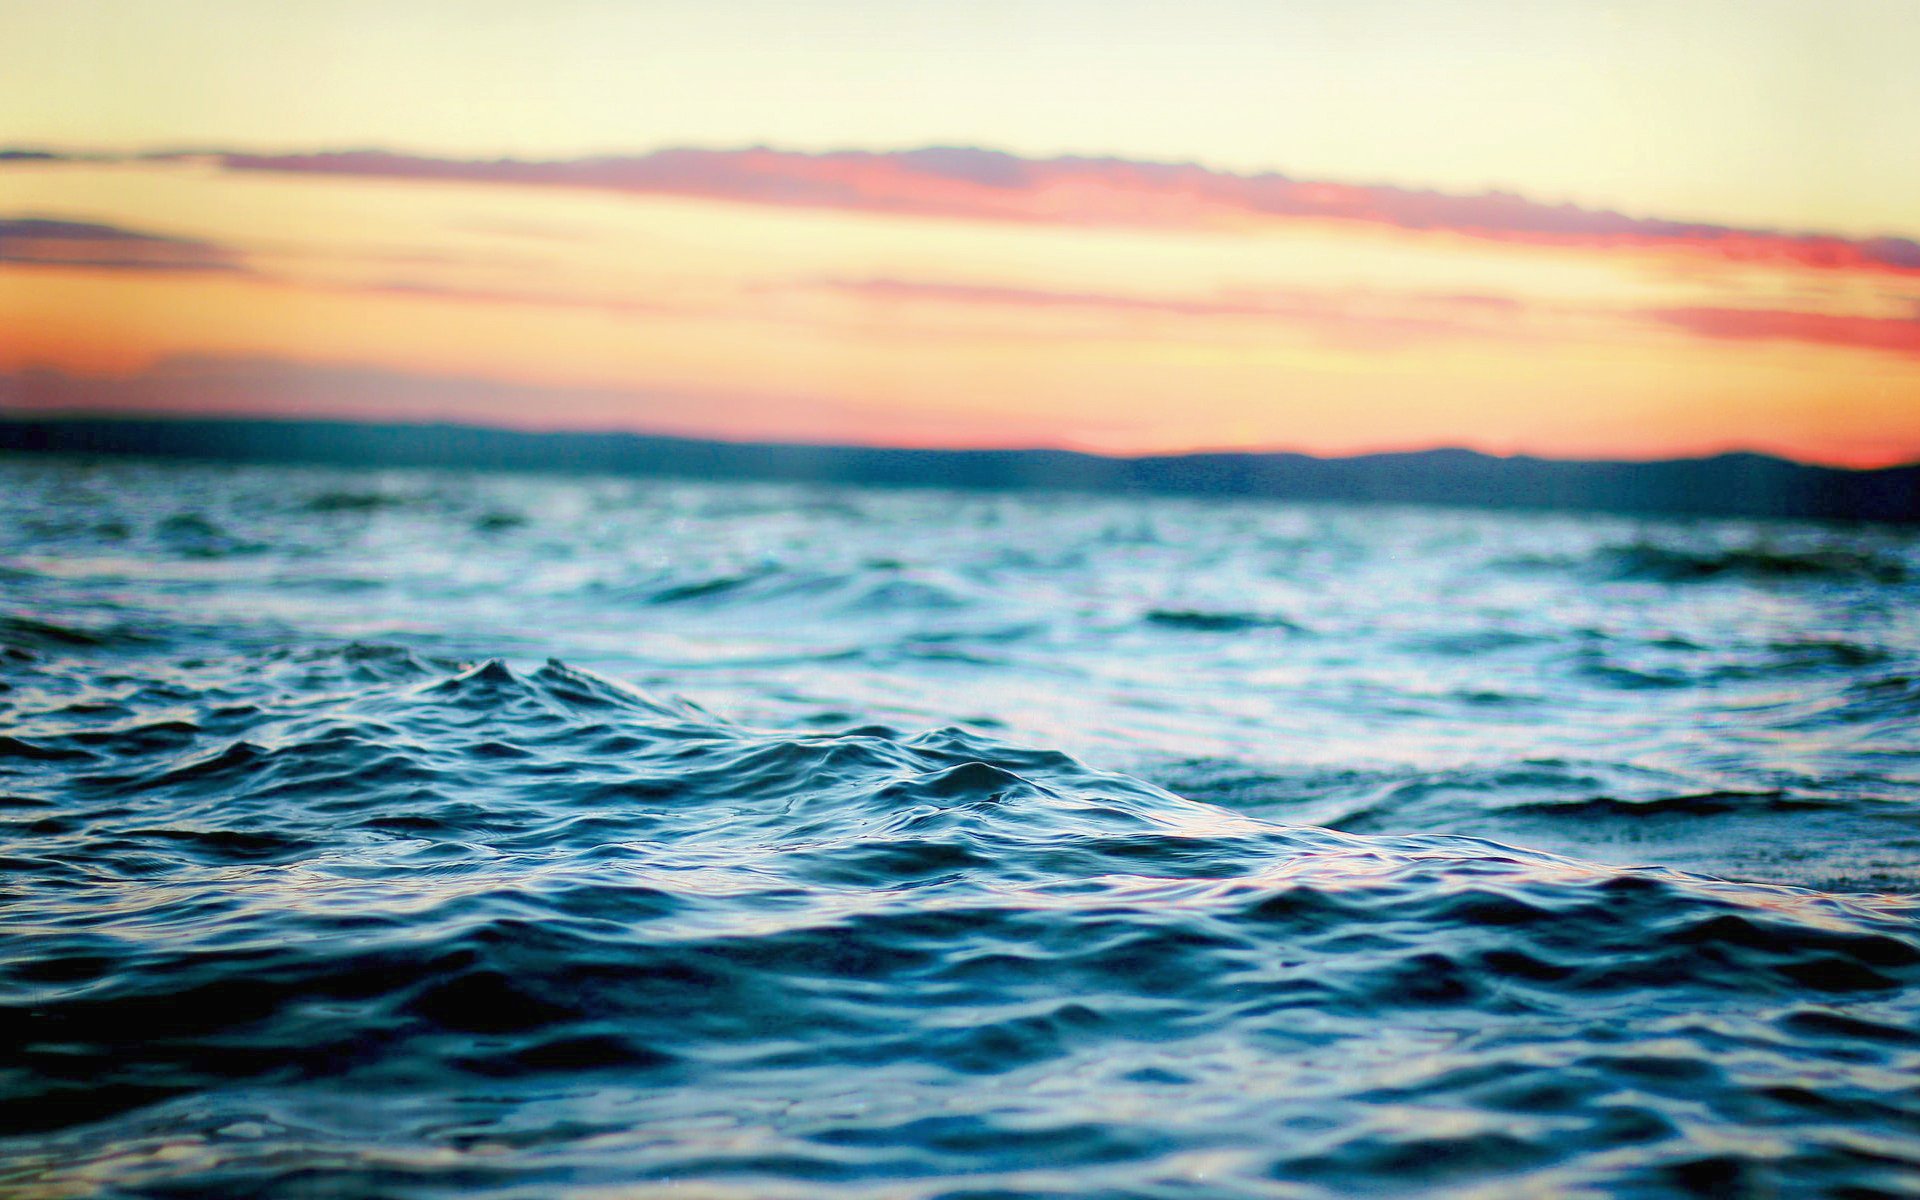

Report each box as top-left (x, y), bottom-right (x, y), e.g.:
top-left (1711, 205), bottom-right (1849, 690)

top-left (842, 575), bottom-right (975, 612)
top-left (155, 512), bottom-right (264, 558)
top-left (303, 490), bottom-right (409, 514)
top-left (641, 567), bottom-right (978, 615)
top-left (1144, 608), bottom-right (1304, 633)
top-left (1, 613), bottom-right (114, 651)
top-left (1823, 671), bottom-right (1920, 725)
top-left (1694, 637), bottom-right (1893, 684)
top-left (0, 612), bottom-right (154, 655)
top-left (1409, 628), bottom-right (1545, 655)
top-left (1576, 657), bottom-right (1694, 690)
top-left (644, 569), bottom-right (771, 604)
top-left (1505, 790), bottom-right (1852, 819)
top-left (1602, 542), bottom-right (1909, 584)
top-left (473, 510), bottom-right (526, 532)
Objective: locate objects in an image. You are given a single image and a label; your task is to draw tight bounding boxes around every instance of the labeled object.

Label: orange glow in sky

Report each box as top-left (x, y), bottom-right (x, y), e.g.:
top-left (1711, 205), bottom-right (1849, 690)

top-left (2, 3), bottom-right (1917, 466)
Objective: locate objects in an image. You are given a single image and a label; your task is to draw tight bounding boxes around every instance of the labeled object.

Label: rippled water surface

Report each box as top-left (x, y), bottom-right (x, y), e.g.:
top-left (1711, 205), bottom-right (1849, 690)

top-left (4, 456), bottom-right (1919, 1197)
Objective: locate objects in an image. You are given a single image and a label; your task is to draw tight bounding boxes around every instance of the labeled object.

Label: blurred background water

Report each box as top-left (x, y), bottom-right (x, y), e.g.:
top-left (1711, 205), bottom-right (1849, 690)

top-left (3, 455), bottom-right (1918, 1197)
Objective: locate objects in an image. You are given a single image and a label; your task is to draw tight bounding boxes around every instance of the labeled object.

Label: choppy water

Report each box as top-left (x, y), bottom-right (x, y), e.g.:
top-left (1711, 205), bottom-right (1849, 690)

top-left (3, 455), bottom-right (1918, 1198)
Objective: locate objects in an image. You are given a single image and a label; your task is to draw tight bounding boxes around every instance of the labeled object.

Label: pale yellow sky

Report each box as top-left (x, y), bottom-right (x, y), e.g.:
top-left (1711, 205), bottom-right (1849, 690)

top-left (3, 1), bottom-right (1918, 237)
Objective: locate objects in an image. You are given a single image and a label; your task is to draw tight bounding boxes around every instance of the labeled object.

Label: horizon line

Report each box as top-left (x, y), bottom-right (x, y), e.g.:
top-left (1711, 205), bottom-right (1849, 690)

top-left (4, 405), bottom-right (1914, 476)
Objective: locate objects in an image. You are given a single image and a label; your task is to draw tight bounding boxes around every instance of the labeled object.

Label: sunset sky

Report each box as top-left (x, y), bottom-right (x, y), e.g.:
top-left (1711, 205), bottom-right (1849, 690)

top-left (2, 1), bottom-right (1917, 464)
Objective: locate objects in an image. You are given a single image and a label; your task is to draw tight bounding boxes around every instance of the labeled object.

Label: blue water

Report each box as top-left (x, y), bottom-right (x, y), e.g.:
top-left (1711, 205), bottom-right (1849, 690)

top-left (3, 455), bottom-right (1918, 1197)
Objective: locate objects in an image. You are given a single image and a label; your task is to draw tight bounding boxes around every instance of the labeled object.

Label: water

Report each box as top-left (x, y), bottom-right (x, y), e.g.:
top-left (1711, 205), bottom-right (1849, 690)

top-left (3, 455), bottom-right (1918, 1197)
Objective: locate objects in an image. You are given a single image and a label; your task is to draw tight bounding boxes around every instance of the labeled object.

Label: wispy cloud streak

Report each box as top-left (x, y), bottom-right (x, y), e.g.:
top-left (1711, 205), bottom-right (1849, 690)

top-left (173, 146), bottom-right (1920, 275)
top-left (0, 217), bottom-right (245, 273)
top-left (813, 277), bottom-right (1532, 347)
top-left (1650, 306), bottom-right (1920, 358)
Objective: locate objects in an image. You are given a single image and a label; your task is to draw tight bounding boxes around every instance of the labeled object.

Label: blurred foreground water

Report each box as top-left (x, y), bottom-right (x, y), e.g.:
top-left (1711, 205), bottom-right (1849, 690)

top-left (3, 456), bottom-right (1917, 1197)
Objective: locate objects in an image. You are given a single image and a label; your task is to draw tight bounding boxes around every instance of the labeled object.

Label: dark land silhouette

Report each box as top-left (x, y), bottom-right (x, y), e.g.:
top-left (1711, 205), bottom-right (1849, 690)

top-left (2, 413), bottom-right (1915, 523)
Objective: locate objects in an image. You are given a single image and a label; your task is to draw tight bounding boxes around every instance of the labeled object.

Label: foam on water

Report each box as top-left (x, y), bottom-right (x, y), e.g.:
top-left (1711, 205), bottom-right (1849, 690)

top-left (3, 456), bottom-right (1919, 1196)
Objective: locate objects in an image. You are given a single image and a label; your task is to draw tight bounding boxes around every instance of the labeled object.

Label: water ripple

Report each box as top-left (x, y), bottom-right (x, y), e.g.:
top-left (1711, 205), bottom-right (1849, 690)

top-left (2, 649), bottom-right (1917, 1196)
top-left (3, 458), bottom-right (1919, 1196)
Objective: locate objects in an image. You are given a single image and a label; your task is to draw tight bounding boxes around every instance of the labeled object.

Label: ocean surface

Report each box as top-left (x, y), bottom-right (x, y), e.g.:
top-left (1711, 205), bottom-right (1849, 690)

top-left (3, 454), bottom-right (1918, 1198)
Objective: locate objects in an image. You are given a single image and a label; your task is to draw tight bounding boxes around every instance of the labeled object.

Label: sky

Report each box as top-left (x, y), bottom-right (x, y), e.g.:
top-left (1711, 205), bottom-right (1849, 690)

top-left (2, 0), bottom-right (1917, 464)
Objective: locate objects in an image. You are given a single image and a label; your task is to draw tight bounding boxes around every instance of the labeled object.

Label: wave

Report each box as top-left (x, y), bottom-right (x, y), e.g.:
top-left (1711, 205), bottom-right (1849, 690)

top-left (1601, 542), bottom-right (1910, 584)
top-left (155, 511), bottom-right (269, 558)
top-left (1825, 671), bottom-right (1920, 725)
top-left (303, 489), bottom-right (412, 514)
top-left (1502, 790), bottom-right (1855, 819)
top-left (3, 651), bottom-right (1917, 1195)
top-left (1143, 608), bottom-right (1306, 633)
top-left (1140, 755), bottom-right (1920, 894)
top-left (473, 510), bottom-right (527, 532)
top-left (5, 456), bottom-right (1920, 1196)
top-left (0, 611), bottom-right (157, 656)
top-left (633, 566), bottom-right (979, 615)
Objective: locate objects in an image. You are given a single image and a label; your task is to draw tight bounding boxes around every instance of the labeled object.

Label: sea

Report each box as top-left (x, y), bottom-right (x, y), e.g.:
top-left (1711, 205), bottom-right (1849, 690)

top-left (3, 454), bottom-right (1917, 1198)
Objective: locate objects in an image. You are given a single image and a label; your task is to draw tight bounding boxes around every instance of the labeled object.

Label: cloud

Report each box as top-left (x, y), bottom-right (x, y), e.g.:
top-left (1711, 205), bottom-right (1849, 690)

top-left (811, 276), bottom-right (1530, 347)
top-left (1648, 306), bottom-right (1920, 358)
top-left (818, 276), bottom-right (1920, 360)
top-left (817, 277), bottom-right (1280, 318)
top-left (185, 146), bottom-right (1920, 276)
top-left (347, 278), bottom-right (675, 317)
top-left (0, 216), bottom-right (245, 273)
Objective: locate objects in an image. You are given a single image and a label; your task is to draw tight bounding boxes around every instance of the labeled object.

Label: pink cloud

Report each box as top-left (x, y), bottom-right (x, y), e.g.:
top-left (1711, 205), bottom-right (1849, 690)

top-left (1649, 306), bottom-right (1920, 358)
top-left (350, 278), bottom-right (676, 317)
top-left (191, 146), bottom-right (1920, 276)
top-left (817, 277), bottom-right (1280, 317)
top-left (811, 276), bottom-right (1530, 348)
top-left (0, 216), bottom-right (244, 273)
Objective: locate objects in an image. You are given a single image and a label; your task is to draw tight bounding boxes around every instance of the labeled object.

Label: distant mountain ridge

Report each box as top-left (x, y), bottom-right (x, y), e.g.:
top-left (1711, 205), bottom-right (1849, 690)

top-left (2, 414), bottom-right (1916, 524)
